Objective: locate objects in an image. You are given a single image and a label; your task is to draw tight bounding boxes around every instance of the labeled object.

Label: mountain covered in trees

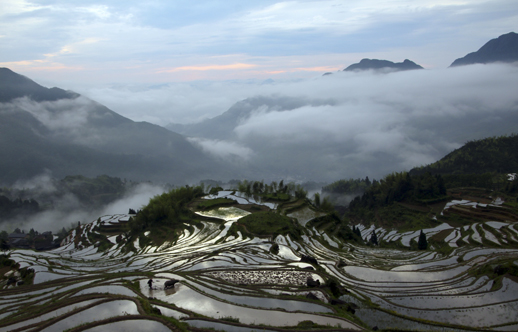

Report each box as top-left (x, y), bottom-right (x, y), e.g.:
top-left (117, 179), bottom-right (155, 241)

top-left (450, 32), bottom-right (518, 66)
top-left (410, 135), bottom-right (518, 176)
top-left (0, 68), bottom-right (230, 185)
top-left (324, 134), bottom-right (518, 232)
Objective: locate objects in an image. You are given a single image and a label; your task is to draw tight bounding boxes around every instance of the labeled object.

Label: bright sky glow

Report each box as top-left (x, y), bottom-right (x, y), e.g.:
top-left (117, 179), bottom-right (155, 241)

top-left (1, 0), bottom-right (517, 85)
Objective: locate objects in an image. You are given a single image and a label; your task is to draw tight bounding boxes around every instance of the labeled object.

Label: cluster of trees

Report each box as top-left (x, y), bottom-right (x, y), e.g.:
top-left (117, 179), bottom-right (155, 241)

top-left (235, 180), bottom-right (308, 200)
top-left (349, 225), bottom-right (427, 249)
top-left (410, 134), bottom-right (518, 176)
top-left (348, 172), bottom-right (447, 212)
top-left (323, 177), bottom-right (373, 196)
top-left (312, 192), bottom-right (334, 212)
top-left (352, 225), bottom-right (362, 239)
top-left (1, 174), bottom-right (135, 212)
top-left (126, 185), bottom-right (204, 235)
top-left (0, 174), bottom-right (138, 227)
top-left (506, 175), bottom-right (518, 194)
top-left (59, 175), bottom-right (134, 207)
top-left (0, 195), bottom-right (39, 219)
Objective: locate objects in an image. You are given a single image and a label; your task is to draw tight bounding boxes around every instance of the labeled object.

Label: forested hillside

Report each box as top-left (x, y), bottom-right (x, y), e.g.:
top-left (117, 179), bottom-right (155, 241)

top-left (410, 135), bottom-right (518, 175)
top-left (321, 135), bottom-right (518, 231)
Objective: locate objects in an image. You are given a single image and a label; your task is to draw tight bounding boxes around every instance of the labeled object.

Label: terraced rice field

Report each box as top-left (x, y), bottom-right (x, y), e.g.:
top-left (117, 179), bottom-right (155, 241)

top-left (1, 193), bottom-right (518, 331)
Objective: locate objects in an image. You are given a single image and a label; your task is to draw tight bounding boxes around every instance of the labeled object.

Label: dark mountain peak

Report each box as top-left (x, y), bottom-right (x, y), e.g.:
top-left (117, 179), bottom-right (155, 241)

top-left (0, 67), bottom-right (79, 103)
top-left (450, 32), bottom-right (518, 67)
top-left (344, 58), bottom-right (423, 72)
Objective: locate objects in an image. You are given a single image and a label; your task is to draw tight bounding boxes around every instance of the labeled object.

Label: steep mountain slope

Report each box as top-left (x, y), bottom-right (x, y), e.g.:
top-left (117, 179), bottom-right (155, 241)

top-left (0, 68), bottom-right (79, 102)
top-left (409, 135), bottom-right (518, 175)
top-left (0, 68), bottom-right (228, 184)
top-left (450, 32), bottom-right (518, 66)
top-left (343, 58), bottom-right (423, 72)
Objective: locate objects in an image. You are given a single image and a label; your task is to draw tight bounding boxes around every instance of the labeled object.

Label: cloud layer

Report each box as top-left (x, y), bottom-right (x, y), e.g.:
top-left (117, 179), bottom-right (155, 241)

top-left (140, 63), bottom-right (518, 182)
top-left (2, 181), bottom-right (166, 234)
top-left (5, 62), bottom-right (517, 183)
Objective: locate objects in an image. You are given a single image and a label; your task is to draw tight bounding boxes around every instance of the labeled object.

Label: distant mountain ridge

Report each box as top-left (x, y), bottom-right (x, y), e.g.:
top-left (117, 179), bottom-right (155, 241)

top-left (166, 95), bottom-right (335, 140)
top-left (0, 68), bottom-right (79, 102)
top-left (450, 32), bottom-right (518, 67)
top-left (0, 68), bottom-right (229, 185)
top-left (344, 59), bottom-right (423, 72)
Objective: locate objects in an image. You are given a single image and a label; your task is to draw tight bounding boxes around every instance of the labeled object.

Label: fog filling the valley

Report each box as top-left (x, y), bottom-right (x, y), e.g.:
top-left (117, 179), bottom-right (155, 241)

top-left (3, 175), bottom-right (166, 233)
top-left (80, 63), bottom-right (518, 181)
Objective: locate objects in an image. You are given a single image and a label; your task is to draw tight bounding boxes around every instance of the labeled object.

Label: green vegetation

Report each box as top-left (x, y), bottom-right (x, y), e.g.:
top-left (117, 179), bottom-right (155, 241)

top-left (411, 134), bottom-right (518, 176)
top-left (323, 177), bottom-right (373, 196)
top-left (208, 186), bottom-right (224, 195)
top-left (196, 197), bottom-right (236, 210)
top-left (343, 172), bottom-right (448, 230)
top-left (0, 195), bottom-right (39, 220)
top-left (471, 260), bottom-right (518, 280)
top-left (262, 192), bottom-right (291, 201)
top-left (349, 172), bottom-right (447, 210)
top-left (369, 230), bottom-right (378, 246)
top-left (235, 179), bottom-right (307, 200)
top-left (87, 231), bottom-right (113, 252)
top-left (332, 136), bottom-right (518, 233)
top-left (270, 242), bottom-right (280, 255)
top-left (59, 175), bottom-right (129, 206)
top-left (0, 254), bottom-right (15, 268)
top-left (307, 213), bottom-right (363, 244)
top-left (124, 186), bottom-right (204, 247)
top-left (219, 316), bottom-right (240, 323)
top-left (229, 211), bottom-right (302, 240)
top-left (417, 230), bottom-right (428, 250)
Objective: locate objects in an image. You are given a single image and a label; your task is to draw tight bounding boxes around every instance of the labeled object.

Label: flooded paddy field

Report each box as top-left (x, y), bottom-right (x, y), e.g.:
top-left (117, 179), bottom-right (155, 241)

top-left (2, 193), bottom-right (518, 331)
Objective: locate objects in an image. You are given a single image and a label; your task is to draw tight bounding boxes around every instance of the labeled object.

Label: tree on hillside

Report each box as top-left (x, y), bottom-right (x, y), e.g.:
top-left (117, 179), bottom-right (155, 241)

top-left (314, 193), bottom-right (321, 207)
top-left (320, 196), bottom-right (334, 212)
top-left (294, 185), bottom-right (307, 199)
top-left (418, 230), bottom-right (428, 250)
top-left (1, 239), bottom-right (9, 252)
top-left (352, 225), bottom-right (362, 238)
top-left (370, 230), bottom-right (378, 246)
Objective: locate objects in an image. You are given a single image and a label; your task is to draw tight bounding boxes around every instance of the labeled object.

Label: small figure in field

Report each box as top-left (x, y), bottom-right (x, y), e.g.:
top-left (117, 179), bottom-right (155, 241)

top-left (148, 278), bottom-right (153, 289)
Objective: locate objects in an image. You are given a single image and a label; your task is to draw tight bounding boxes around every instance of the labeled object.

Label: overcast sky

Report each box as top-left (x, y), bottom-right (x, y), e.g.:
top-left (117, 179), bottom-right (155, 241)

top-left (1, 0), bottom-right (517, 87)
